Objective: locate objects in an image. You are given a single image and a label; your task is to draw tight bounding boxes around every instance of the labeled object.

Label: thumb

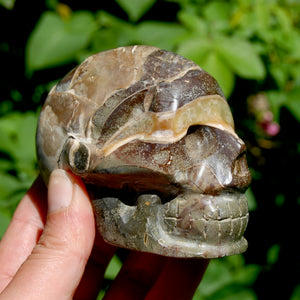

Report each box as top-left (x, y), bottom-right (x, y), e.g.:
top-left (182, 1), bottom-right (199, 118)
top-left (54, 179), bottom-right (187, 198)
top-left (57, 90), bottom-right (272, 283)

top-left (1, 169), bottom-right (95, 300)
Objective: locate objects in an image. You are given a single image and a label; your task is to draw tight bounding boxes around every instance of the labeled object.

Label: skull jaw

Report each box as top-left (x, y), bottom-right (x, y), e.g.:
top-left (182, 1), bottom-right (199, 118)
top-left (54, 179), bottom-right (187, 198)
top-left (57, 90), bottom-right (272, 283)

top-left (92, 192), bottom-right (249, 258)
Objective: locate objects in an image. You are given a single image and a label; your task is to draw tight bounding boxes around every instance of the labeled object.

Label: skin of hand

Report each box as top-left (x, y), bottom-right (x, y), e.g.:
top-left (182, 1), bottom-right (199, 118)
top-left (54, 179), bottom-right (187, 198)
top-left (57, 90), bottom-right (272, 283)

top-left (0, 169), bottom-right (209, 300)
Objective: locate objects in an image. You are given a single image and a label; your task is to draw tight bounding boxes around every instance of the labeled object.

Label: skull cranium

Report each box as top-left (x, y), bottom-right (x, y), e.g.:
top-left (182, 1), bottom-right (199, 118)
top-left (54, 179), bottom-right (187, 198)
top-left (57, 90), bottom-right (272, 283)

top-left (36, 45), bottom-right (251, 258)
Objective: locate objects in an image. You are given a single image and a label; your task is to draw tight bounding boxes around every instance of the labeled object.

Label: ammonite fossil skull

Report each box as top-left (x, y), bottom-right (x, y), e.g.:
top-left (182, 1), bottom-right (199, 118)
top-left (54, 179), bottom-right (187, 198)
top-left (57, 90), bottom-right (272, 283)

top-left (36, 45), bottom-right (251, 258)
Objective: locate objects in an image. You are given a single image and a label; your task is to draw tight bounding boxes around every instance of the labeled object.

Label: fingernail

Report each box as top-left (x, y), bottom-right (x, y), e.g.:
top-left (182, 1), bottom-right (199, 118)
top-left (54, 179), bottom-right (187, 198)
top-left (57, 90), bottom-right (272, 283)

top-left (48, 169), bottom-right (73, 213)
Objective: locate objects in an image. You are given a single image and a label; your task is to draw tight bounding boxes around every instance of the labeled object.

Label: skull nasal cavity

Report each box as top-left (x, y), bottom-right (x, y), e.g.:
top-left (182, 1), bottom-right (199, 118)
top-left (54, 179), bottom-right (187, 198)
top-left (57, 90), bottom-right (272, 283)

top-left (230, 153), bottom-right (252, 191)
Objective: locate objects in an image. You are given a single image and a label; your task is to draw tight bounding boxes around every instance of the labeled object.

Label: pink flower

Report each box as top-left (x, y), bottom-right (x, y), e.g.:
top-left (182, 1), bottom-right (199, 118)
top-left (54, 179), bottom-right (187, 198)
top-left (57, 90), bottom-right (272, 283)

top-left (261, 121), bottom-right (280, 136)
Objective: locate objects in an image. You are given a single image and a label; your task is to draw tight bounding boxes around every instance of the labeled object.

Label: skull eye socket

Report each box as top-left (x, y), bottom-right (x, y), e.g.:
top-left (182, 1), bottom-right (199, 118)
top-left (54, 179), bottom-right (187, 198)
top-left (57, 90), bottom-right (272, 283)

top-left (67, 139), bottom-right (90, 173)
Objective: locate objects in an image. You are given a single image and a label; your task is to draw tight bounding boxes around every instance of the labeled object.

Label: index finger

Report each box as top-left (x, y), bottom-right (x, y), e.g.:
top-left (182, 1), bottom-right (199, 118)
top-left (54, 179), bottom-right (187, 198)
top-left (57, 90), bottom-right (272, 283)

top-left (0, 176), bottom-right (47, 292)
top-left (145, 257), bottom-right (209, 300)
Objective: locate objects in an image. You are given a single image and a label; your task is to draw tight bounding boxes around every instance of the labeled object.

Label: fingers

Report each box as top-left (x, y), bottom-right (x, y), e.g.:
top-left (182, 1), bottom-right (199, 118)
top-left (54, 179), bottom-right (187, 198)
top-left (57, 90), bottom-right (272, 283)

top-left (104, 252), bottom-right (208, 300)
top-left (0, 170), bottom-right (95, 300)
top-left (73, 232), bottom-right (116, 300)
top-left (103, 251), bottom-right (166, 300)
top-left (0, 169), bottom-right (210, 300)
top-left (0, 176), bottom-right (47, 292)
top-left (145, 258), bottom-right (209, 300)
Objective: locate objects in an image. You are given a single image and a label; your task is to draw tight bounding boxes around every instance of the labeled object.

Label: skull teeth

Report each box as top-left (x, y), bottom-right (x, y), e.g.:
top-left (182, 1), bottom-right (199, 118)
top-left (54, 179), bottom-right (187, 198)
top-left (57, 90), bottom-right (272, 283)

top-left (164, 192), bottom-right (248, 220)
top-left (161, 192), bottom-right (249, 243)
top-left (186, 215), bottom-right (249, 243)
top-left (92, 191), bottom-right (249, 258)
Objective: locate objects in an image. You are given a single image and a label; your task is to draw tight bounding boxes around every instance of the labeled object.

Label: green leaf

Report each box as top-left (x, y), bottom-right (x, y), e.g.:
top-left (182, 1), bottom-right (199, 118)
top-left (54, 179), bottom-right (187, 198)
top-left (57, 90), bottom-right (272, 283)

top-left (0, 209), bottom-right (11, 238)
top-left (0, 112), bottom-right (37, 215)
top-left (177, 10), bottom-right (208, 35)
top-left (291, 285), bottom-right (300, 300)
top-left (217, 289), bottom-right (257, 300)
top-left (104, 255), bottom-right (122, 280)
top-left (0, 112), bottom-right (37, 163)
top-left (245, 188), bottom-right (257, 211)
top-left (203, 1), bottom-right (230, 22)
top-left (116, 0), bottom-right (156, 22)
top-left (286, 99), bottom-right (300, 122)
top-left (266, 91), bottom-right (286, 122)
top-left (178, 39), bottom-right (234, 97)
top-left (195, 255), bottom-right (260, 299)
top-left (0, 0), bottom-right (15, 9)
top-left (89, 11), bottom-right (136, 54)
top-left (202, 1), bottom-right (231, 32)
top-left (196, 257), bottom-right (233, 297)
top-left (270, 63), bottom-right (290, 89)
top-left (290, 33), bottom-right (300, 60)
top-left (267, 89), bottom-right (300, 122)
top-left (0, 172), bottom-right (22, 204)
top-left (136, 21), bottom-right (187, 50)
top-left (267, 244), bottom-right (280, 265)
top-left (254, 0), bottom-right (270, 38)
top-left (285, 88), bottom-right (300, 122)
top-left (0, 112), bottom-right (38, 202)
top-left (215, 38), bottom-right (266, 79)
top-left (26, 11), bottom-right (97, 73)
top-left (177, 38), bottom-right (212, 63)
top-left (200, 52), bottom-right (235, 98)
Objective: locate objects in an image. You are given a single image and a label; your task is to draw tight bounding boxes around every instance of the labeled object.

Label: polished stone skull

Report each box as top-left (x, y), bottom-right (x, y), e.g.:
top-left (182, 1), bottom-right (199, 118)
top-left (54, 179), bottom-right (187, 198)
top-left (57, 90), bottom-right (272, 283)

top-left (36, 45), bottom-right (251, 258)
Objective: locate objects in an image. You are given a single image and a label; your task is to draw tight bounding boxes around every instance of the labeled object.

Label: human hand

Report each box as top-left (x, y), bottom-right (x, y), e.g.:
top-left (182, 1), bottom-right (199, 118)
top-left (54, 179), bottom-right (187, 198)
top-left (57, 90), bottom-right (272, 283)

top-left (0, 170), bottom-right (209, 300)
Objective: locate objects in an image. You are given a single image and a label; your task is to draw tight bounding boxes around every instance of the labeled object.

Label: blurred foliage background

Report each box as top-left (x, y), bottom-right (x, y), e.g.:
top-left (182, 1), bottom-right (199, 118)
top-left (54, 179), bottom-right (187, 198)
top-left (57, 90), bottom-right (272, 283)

top-left (0, 0), bottom-right (300, 299)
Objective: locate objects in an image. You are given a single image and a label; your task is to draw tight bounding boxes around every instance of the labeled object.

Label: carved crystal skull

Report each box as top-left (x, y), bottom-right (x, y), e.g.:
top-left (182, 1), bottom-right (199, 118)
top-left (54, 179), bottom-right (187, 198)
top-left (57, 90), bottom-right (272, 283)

top-left (36, 45), bottom-right (251, 258)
